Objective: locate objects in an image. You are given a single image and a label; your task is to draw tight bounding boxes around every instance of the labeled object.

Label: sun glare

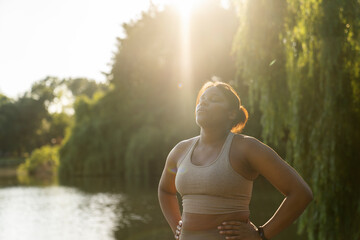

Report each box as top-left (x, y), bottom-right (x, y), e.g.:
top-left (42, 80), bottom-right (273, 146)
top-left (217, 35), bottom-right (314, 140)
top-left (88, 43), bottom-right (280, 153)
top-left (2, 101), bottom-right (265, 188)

top-left (172, 0), bottom-right (193, 19)
top-left (168, 0), bottom-right (208, 18)
top-left (167, 0), bottom-right (207, 91)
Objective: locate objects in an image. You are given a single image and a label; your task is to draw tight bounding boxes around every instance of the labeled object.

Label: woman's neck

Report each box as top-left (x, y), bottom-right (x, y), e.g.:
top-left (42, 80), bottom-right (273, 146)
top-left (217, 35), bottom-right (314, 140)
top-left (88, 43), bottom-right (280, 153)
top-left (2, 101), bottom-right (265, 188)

top-left (199, 128), bottom-right (230, 146)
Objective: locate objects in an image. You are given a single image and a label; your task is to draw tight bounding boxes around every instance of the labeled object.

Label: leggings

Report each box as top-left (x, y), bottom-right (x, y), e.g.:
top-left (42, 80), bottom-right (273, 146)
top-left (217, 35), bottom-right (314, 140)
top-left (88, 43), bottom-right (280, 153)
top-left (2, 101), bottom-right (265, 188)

top-left (179, 228), bottom-right (225, 240)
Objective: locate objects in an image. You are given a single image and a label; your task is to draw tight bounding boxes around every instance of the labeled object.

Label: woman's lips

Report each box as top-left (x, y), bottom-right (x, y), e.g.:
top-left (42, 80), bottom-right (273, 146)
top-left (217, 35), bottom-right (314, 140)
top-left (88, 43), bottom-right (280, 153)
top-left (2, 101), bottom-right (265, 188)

top-left (196, 108), bottom-right (207, 113)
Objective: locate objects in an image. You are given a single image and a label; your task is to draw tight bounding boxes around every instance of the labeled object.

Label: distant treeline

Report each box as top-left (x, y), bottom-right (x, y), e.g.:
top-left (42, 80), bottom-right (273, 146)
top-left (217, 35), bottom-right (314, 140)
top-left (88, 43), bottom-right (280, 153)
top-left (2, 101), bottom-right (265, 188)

top-left (0, 77), bottom-right (107, 157)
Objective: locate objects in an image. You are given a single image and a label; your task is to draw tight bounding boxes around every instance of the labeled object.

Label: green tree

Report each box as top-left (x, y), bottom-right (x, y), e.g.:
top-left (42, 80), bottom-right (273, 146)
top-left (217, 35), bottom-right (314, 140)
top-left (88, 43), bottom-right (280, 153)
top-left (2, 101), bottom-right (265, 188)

top-left (0, 77), bottom-right (73, 157)
top-left (66, 78), bottom-right (108, 98)
top-left (234, 0), bottom-right (360, 239)
top-left (17, 145), bottom-right (59, 178)
top-left (59, 1), bottom-right (241, 183)
top-left (284, 1), bottom-right (360, 239)
top-left (233, 0), bottom-right (288, 146)
top-left (0, 95), bottom-right (18, 155)
top-left (47, 112), bottom-right (73, 144)
top-left (0, 96), bottom-right (48, 155)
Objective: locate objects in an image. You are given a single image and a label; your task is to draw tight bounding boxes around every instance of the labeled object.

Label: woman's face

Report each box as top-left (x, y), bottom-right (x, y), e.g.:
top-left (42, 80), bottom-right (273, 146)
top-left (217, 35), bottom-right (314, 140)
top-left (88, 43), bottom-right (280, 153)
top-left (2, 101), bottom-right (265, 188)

top-left (195, 86), bottom-right (233, 129)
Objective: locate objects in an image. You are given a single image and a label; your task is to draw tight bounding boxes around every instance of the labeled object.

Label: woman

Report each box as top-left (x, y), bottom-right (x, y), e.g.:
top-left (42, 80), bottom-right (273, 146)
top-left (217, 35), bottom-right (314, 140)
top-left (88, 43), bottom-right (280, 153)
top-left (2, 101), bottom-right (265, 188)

top-left (158, 81), bottom-right (313, 240)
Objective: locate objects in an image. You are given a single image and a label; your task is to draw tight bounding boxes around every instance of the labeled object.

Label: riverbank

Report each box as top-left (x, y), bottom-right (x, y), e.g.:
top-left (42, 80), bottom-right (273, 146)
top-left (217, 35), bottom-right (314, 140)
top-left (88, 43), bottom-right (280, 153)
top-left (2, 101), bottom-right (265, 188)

top-left (0, 157), bottom-right (24, 178)
top-left (0, 166), bottom-right (17, 177)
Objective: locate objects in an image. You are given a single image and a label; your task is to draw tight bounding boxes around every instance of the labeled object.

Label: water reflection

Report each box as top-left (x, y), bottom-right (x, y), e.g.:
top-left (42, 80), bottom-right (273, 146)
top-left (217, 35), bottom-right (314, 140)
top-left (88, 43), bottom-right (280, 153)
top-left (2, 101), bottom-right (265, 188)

top-left (61, 177), bottom-right (173, 240)
top-left (0, 175), bottom-right (306, 240)
top-left (0, 176), bottom-right (173, 240)
top-left (0, 186), bottom-right (123, 240)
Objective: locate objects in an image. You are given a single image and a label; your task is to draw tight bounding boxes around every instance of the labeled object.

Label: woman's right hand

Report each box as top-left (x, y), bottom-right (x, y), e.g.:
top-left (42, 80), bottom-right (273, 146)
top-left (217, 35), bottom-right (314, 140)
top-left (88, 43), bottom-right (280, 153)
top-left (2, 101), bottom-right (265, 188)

top-left (218, 221), bottom-right (261, 240)
top-left (174, 220), bottom-right (183, 239)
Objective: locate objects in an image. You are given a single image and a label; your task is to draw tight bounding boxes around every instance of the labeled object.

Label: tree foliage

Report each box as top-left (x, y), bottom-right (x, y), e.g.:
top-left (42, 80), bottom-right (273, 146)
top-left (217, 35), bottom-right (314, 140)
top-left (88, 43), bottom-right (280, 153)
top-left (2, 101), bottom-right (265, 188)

top-left (0, 92), bottom-right (50, 155)
top-left (0, 77), bottom-right (102, 157)
top-left (59, 1), bottom-right (241, 184)
top-left (66, 78), bottom-right (109, 98)
top-left (17, 145), bottom-right (59, 177)
top-left (234, 0), bottom-right (360, 239)
top-left (233, 0), bottom-right (288, 146)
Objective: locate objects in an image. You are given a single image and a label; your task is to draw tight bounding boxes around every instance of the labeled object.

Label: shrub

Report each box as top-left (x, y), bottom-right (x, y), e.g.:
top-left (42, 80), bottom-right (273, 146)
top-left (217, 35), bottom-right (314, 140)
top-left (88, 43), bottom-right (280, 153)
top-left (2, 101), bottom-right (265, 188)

top-left (17, 145), bottom-right (59, 178)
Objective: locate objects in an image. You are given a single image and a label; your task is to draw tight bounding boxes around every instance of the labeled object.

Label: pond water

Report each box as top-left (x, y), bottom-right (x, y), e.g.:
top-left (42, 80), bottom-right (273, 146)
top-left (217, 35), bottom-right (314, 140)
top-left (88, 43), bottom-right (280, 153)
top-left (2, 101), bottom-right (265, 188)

top-left (0, 174), bottom-right (307, 240)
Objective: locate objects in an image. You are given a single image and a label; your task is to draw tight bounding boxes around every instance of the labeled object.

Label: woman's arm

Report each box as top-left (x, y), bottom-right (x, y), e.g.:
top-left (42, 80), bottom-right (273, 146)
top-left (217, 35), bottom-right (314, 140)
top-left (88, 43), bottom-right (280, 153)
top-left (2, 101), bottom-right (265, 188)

top-left (219, 136), bottom-right (313, 239)
top-left (158, 142), bottom-right (187, 233)
top-left (245, 137), bottom-right (313, 239)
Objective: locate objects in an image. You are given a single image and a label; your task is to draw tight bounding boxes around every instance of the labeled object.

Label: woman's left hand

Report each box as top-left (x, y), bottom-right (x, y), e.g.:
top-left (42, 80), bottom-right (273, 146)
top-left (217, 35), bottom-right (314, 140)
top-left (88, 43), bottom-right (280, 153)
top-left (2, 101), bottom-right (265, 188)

top-left (218, 221), bottom-right (261, 240)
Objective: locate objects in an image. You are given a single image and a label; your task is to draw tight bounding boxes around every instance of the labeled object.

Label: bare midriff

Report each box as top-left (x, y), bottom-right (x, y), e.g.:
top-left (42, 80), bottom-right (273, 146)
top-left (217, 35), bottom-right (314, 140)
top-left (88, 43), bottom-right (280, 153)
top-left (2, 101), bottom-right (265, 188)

top-left (182, 211), bottom-right (250, 231)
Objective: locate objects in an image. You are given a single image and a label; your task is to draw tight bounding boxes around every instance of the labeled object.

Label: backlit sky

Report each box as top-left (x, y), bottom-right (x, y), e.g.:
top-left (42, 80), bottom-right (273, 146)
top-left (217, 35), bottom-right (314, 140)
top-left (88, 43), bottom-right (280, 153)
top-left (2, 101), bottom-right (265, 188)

top-left (0, 0), bottom-right (173, 98)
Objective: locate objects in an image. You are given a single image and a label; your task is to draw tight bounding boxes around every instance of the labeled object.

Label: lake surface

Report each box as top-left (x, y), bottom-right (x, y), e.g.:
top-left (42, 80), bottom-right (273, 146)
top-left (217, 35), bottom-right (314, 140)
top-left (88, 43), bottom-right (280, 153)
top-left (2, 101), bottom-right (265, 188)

top-left (0, 173), bottom-right (307, 240)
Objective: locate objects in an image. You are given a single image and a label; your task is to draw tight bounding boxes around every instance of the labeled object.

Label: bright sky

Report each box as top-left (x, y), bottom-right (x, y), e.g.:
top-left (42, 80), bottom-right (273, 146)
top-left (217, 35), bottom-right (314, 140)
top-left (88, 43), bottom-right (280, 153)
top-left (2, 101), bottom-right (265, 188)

top-left (0, 0), bottom-right (230, 99)
top-left (0, 0), bottom-right (169, 99)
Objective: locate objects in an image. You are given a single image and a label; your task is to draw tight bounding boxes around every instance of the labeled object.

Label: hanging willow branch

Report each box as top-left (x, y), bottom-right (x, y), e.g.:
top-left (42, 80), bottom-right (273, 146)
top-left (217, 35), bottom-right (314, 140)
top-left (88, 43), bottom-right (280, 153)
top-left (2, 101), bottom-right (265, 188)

top-left (234, 0), bottom-right (360, 239)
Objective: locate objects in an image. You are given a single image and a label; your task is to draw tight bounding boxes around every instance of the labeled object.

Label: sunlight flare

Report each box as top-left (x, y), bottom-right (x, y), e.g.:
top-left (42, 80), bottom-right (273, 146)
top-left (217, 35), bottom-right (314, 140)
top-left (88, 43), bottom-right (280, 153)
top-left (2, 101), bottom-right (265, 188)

top-left (173, 0), bottom-right (193, 19)
top-left (170, 0), bottom-right (206, 89)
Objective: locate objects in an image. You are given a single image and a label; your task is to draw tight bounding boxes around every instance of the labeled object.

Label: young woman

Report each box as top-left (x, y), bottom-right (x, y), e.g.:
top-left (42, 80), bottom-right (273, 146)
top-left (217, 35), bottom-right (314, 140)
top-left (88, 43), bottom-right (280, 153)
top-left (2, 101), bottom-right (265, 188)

top-left (158, 81), bottom-right (313, 240)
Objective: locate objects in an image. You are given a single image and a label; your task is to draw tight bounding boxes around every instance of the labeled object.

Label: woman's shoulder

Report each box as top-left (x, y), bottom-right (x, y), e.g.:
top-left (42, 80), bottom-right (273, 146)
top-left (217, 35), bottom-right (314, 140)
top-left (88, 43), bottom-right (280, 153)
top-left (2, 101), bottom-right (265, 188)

top-left (230, 133), bottom-right (262, 179)
top-left (233, 133), bottom-right (278, 164)
top-left (174, 135), bottom-right (198, 150)
top-left (166, 136), bottom-right (199, 164)
top-left (232, 133), bottom-right (265, 151)
top-left (233, 133), bottom-right (258, 142)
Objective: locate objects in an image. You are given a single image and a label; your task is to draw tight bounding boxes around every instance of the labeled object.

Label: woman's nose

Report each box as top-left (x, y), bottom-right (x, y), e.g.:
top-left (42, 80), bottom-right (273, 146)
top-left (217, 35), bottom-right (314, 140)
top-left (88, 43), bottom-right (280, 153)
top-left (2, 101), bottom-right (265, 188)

top-left (199, 99), bottom-right (208, 106)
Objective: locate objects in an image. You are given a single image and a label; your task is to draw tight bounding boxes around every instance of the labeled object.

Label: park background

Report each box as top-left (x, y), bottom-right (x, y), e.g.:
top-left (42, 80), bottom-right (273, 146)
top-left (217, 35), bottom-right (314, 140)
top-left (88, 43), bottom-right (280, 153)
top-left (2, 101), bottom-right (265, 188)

top-left (0, 0), bottom-right (359, 239)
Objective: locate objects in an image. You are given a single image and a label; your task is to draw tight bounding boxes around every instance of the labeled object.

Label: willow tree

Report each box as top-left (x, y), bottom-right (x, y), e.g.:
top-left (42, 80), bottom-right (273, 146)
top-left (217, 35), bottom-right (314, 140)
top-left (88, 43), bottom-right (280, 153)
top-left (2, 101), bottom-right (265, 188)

top-left (233, 0), bottom-right (288, 147)
top-left (234, 0), bottom-right (360, 239)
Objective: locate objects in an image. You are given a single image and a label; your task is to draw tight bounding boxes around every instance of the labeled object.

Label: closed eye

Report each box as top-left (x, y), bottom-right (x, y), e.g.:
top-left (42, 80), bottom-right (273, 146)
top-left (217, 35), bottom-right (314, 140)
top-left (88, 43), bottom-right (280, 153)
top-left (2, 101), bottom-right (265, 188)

top-left (200, 94), bottom-right (222, 103)
top-left (210, 96), bottom-right (221, 102)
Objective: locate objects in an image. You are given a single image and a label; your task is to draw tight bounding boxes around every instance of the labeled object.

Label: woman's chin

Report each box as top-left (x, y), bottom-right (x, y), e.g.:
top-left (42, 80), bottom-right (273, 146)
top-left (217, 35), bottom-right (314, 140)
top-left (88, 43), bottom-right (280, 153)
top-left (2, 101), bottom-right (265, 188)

top-left (195, 117), bottom-right (214, 129)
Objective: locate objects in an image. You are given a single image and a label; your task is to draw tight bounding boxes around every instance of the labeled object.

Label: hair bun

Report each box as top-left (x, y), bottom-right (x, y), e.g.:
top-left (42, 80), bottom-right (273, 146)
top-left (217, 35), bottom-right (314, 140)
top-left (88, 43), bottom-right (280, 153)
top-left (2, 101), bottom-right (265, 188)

top-left (235, 105), bottom-right (248, 133)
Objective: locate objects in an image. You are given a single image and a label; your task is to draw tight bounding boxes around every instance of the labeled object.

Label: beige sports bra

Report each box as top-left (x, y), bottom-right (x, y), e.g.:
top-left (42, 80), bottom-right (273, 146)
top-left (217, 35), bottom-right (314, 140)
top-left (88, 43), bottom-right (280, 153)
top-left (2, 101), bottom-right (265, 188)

top-left (175, 132), bottom-right (253, 214)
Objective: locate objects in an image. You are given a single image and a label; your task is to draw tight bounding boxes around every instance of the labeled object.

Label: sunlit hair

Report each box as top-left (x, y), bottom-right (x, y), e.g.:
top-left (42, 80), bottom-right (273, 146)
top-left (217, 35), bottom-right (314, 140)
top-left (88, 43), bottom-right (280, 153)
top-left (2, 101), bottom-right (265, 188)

top-left (196, 81), bottom-right (249, 133)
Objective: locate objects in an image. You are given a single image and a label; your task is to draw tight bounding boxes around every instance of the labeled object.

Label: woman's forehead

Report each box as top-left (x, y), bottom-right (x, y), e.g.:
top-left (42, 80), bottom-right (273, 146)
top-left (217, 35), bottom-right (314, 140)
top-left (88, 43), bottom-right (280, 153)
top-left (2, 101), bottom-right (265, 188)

top-left (201, 86), bottom-right (225, 97)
